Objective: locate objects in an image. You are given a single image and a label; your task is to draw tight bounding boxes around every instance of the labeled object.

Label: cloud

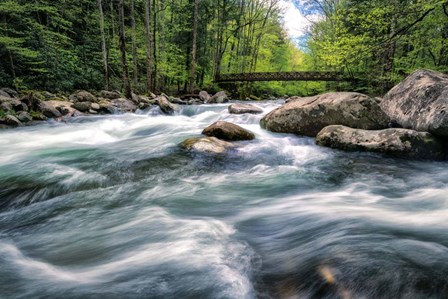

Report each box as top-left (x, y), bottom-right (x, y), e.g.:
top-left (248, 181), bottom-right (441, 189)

top-left (279, 0), bottom-right (321, 40)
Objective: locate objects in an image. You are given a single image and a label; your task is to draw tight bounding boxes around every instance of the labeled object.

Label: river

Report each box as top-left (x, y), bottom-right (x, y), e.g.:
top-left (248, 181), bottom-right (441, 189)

top-left (0, 102), bottom-right (447, 299)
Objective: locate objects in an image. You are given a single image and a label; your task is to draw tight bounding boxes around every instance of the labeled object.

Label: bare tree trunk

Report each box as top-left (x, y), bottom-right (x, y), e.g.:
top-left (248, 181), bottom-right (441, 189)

top-left (144, 0), bottom-right (153, 92)
top-left (97, 0), bottom-right (109, 90)
top-left (152, 0), bottom-right (158, 90)
top-left (189, 0), bottom-right (199, 94)
top-left (118, 0), bottom-right (132, 99)
top-left (130, 0), bottom-right (138, 87)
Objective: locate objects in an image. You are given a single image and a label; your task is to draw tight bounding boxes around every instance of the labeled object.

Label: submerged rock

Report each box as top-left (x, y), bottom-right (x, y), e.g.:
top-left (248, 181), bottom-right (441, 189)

top-left (260, 92), bottom-right (390, 137)
top-left (202, 121), bottom-right (255, 141)
top-left (228, 103), bottom-right (263, 114)
top-left (316, 125), bottom-right (446, 160)
top-left (380, 69), bottom-right (448, 138)
top-left (181, 136), bottom-right (234, 154)
top-left (156, 95), bottom-right (178, 115)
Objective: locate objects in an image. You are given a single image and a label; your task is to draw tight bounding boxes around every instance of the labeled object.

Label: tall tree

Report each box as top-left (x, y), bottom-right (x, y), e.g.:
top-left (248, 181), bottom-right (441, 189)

top-left (189, 0), bottom-right (199, 93)
top-left (118, 0), bottom-right (132, 98)
top-left (97, 0), bottom-right (109, 90)
top-left (144, 0), bottom-right (153, 92)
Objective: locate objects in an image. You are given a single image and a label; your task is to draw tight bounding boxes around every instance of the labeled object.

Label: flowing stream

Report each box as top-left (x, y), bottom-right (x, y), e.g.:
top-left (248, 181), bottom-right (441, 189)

top-left (1, 102), bottom-right (448, 299)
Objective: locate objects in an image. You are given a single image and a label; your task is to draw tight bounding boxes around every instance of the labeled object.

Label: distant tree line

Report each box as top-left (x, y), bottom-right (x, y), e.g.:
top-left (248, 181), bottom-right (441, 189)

top-left (0, 0), bottom-right (309, 97)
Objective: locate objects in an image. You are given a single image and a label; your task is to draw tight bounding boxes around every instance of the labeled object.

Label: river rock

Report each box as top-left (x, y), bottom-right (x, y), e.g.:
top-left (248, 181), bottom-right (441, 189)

top-left (199, 91), bottom-right (211, 103)
top-left (70, 90), bottom-right (97, 103)
top-left (46, 100), bottom-right (79, 119)
top-left (316, 125), bottom-right (446, 160)
top-left (17, 111), bottom-right (32, 123)
top-left (260, 92), bottom-right (390, 137)
top-left (208, 91), bottom-right (229, 104)
top-left (5, 115), bottom-right (21, 126)
top-left (91, 103), bottom-right (100, 111)
top-left (228, 103), bottom-right (263, 114)
top-left (39, 101), bottom-right (62, 118)
top-left (202, 121), bottom-right (255, 141)
top-left (100, 90), bottom-right (121, 100)
top-left (0, 88), bottom-right (18, 98)
top-left (72, 101), bottom-right (91, 112)
top-left (170, 98), bottom-right (187, 105)
top-left (156, 95), bottom-right (178, 115)
top-left (0, 90), bottom-right (12, 98)
top-left (110, 98), bottom-right (137, 112)
top-left (181, 136), bottom-right (235, 154)
top-left (380, 69), bottom-right (448, 138)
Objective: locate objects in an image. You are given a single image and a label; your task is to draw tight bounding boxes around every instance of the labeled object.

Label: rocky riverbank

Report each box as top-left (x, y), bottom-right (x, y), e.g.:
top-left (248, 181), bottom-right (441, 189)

top-left (0, 89), bottom-right (230, 129)
top-left (2, 69), bottom-right (447, 160)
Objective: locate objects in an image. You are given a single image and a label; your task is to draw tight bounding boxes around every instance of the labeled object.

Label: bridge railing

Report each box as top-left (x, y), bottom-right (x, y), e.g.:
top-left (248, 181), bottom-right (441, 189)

top-left (214, 71), bottom-right (346, 82)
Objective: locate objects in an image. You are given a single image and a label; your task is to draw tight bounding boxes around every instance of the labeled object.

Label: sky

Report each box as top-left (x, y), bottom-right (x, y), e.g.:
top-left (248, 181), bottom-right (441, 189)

top-left (279, 0), bottom-right (321, 46)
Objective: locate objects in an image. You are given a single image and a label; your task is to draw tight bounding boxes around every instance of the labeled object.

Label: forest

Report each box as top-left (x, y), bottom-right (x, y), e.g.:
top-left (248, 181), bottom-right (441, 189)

top-left (0, 0), bottom-right (447, 97)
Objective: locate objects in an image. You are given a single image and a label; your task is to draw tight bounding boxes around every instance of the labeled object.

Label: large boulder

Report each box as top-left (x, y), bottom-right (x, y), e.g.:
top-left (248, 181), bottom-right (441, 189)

top-left (208, 91), bottom-right (229, 104)
top-left (316, 125), bottom-right (446, 160)
top-left (260, 92), bottom-right (390, 137)
top-left (181, 136), bottom-right (234, 154)
top-left (228, 103), bottom-right (263, 114)
top-left (156, 95), bottom-right (178, 115)
top-left (380, 69), bottom-right (448, 138)
top-left (202, 121), bottom-right (255, 141)
top-left (45, 100), bottom-right (80, 119)
top-left (199, 91), bottom-right (211, 103)
top-left (100, 90), bottom-right (121, 100)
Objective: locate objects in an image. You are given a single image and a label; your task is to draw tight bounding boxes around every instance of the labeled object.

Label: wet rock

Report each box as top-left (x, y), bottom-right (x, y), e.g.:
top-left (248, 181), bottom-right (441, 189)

top-left (72, 101), bottom-right (91, 112)
top-left (316, 125), bottom-right (446, 160)
top-left (0, 101), bottom-right (12, 112)
top-left (188, 99), bottom-right (202, 105)
top-left (181, 136), bottom-right (235, 154)
top-left (199, 91), bottom-right (211, 103)
top-left (208, 91), bottom-right (229, 104)
top-left (21, 92), bottom-right (43, 111)
top-left (45, 100), bottom-right (78, 119)
top-left (202, 120), bottom-right (255, 141)
top-left (5, 115), bottom-right (21, 126)
top-left (100, 90), bottom-right (121, 100)
top-left (156, 95), bottom-right (178, 115)
top-left (91, 103), bottom-right (100, 111)
top-left (228, 103), bottom-right (263, 114)
top-left (89, 109), bottom-right (98, 114)
top-left (17, 112), bottom-right (33, 123)
top-left (260, 92), bottom-right (390, 137)
top-left (380, 69), bottom-right (448, 138)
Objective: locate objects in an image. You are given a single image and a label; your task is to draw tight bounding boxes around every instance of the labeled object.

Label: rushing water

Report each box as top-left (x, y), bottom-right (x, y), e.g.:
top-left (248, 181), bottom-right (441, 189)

top-left (0, 102), bottom-right (448, 299)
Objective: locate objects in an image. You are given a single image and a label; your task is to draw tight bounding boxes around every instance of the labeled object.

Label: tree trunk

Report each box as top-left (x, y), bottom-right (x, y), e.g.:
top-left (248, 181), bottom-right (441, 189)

top-left (144, 0), bottom-right (153, 92)
top-left (97, 0), bottom-right (109, 90)
top-left (130, 0), bottom-right (138, 87)
top-left (118, 0), bottom-right (132, 99)
top-left (189, 0), bottom-right (199, 94)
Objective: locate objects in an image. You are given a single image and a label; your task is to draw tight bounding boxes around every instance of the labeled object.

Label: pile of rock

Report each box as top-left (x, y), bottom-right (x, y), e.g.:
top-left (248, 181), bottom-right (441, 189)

top-left (181, 120), bottom-right (255, 154)
top-left (260, 69), bottom-right (448, 160)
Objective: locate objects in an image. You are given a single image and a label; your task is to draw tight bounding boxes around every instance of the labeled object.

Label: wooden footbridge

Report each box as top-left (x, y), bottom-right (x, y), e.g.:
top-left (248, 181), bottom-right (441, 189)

top-left (215, 71), bottom-right (349, 82)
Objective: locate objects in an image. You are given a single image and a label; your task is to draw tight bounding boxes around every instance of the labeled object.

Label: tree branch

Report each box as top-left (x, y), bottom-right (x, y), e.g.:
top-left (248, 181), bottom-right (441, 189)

top-left (388, 7), bottom-right (435, 41)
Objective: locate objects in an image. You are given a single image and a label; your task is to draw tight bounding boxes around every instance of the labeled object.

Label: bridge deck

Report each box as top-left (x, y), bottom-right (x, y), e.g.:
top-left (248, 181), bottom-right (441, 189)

top-left (215, 71), bottom-right (346, 82)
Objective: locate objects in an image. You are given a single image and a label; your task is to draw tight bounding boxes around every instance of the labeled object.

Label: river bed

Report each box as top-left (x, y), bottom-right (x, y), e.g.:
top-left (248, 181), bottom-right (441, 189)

top-left (1, 102), bottom-right (447, 298)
